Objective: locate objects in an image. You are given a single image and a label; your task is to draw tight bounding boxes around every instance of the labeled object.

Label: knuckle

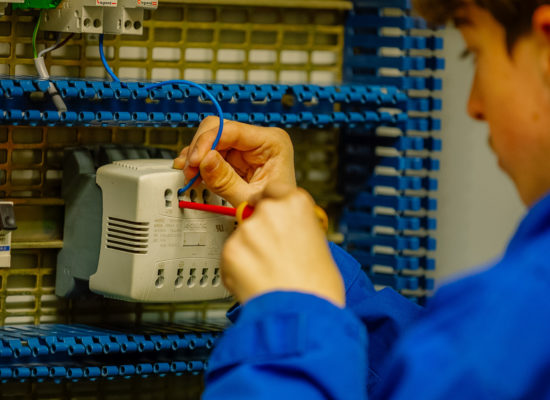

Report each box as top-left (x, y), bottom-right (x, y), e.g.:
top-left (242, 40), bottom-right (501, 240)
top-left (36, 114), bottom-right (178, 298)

top-left (195, 130), bottom-right (212, 146)
top-left (253, 198), bottom-right (271, 212)
top-left (294, 188), bottom-right (315, 207)
top-left (271, 126), bottom-right (288, 138)
top-left (178, 146), bottom-right (189, 156)
top-left (195, 128), bottom-right (220, 150)
top-left (271, 127), bottom-right (291, 144)
top-left (221, 244), bottom-right (229, 262)
top-left (223, 119), bottom-right (236, 128)
top-left (207, 167), bottom-right (234, 194)
top-left (221, 235), bottom-right (237, 263)
top-left (201, 115), bottom-right (220, 126)
top-left (221, 272), bottom-right (232, 290)
top-left (219, 259), bottom-right (234, 289)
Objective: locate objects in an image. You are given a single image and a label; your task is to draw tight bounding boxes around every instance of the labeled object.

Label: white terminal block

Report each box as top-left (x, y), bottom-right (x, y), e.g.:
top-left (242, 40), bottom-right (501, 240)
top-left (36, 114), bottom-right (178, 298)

top-left (40, 0), bottom-right (156, 35)
top-left (91, 159), bottom-right (234, 302)
top-left (0, 0), bottom-right (23, 17)
top-left (0, 231), bottom-right (11, 268)
top-left (103, 0), bottom-right (156, 35)
top-left (0, 201), bottom-right (14, 268)
top-left (0, 227), bottom-right (11, 268)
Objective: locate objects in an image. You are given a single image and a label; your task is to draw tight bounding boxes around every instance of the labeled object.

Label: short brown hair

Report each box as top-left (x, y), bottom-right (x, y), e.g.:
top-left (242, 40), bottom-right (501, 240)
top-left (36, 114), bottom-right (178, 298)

top-left (413, 0), bottom-right (550, 48)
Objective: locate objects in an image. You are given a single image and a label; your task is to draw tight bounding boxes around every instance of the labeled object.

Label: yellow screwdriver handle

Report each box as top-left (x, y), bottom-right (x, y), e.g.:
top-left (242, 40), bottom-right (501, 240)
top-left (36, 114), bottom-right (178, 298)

top-left (314, 206), bottom-right (329, 232)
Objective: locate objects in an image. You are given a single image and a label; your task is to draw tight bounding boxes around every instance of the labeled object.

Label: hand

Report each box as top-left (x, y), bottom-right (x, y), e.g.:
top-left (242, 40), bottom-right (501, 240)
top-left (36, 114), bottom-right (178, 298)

top-left (221, 183), bottom-right (345, 308)
top-left (173, 117), bottom-right (296, 206)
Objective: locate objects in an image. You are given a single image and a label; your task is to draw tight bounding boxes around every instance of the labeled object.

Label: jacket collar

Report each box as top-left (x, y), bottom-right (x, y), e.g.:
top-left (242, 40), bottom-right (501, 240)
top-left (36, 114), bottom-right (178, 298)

top-left (506, 191), bottom-right (550, 254)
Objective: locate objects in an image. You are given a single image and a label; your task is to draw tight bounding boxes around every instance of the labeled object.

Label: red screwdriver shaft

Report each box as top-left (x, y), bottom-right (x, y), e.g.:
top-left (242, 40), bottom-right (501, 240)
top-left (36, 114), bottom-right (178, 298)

top-left (179, 201), bottom-right (254, 220)
top-left (179, 201), bottom-right (236, 216)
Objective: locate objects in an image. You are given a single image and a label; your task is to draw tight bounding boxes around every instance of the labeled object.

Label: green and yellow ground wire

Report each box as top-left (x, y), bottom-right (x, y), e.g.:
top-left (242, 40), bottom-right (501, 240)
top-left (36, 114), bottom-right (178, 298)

top-left (32, 10), bottom-right (43, 59)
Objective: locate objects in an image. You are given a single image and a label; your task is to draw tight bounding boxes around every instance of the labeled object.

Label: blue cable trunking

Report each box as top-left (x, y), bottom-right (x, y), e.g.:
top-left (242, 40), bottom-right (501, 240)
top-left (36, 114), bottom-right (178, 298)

top-left (341, 0), bottom-right (442, 301)
top-left (0, 323), bottom-right (222, 382)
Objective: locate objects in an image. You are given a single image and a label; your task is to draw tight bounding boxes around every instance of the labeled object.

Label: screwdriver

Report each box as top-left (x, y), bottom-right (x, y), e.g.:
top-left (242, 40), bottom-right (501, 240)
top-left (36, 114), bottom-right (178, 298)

top-left (179, 200), bottom-right (329, 231)
top-left (179, 201), bottom-right (253, 222)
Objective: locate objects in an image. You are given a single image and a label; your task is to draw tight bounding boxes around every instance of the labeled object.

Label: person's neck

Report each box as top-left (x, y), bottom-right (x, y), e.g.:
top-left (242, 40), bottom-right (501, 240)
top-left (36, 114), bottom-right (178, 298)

top-left (521, 184), bottom-right (550, 208)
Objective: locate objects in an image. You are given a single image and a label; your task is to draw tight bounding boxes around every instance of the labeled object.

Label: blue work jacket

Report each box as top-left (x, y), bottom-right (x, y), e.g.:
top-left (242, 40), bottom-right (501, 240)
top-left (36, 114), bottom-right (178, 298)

top-left (203, 192), bottom-right (550, 399)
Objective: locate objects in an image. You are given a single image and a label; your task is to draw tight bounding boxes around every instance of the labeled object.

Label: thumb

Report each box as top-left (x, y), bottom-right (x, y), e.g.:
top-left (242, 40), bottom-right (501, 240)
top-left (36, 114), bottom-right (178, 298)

top-left (200, 150), bottom-right (251, 206)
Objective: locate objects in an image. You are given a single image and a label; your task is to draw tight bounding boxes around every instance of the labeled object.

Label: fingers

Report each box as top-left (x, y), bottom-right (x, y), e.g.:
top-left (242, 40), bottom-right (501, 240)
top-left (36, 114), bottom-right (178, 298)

top-left (188, 116), bottom-right (225, 154)
top-left (173, 146), bottom-right (189, 170)
top-left (173, 146), bottom-right (204, 189)
top-left (225, 150), bottom-right (251, 179)
top-left (176, 147), bottom-right (231, 183)
top-left (220, 186), bottom-right (344, 307)
top-left (173, 118), bottom-right (295, 205)
top-left (187, 118), bottom-right (291, 168)
top-left (199, 150), bottom-right (252, 206)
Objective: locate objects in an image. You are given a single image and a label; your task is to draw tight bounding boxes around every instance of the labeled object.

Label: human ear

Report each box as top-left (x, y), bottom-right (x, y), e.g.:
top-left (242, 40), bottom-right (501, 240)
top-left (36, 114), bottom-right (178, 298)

top-left (533, 5), bottom-right (550, 36)
top-left (532, 5), bottom-right (550, 80)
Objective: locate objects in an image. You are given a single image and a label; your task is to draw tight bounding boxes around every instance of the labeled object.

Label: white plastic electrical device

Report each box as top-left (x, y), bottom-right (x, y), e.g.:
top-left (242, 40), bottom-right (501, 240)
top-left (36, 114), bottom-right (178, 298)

top-left (89, 159), bottom-right (234, 302)
top-left (40, 0), bottom-right (156, 35)
top-left (0, 201), bottom-right (15, 268)
top-left (0, 0), bottom-right (22, 17)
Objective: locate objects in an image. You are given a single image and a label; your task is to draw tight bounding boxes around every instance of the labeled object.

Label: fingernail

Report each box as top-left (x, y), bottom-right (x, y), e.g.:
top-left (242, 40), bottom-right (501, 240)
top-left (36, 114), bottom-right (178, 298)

top-left (173, 155), bottom-right (185, 168)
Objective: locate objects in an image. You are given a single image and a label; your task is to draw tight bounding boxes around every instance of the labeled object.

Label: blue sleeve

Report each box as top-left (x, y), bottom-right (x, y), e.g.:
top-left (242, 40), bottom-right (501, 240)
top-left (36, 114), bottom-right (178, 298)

top-left (328, 242), bottom-right (424, 391)
top-left (372, 248), bottom-right (550, 399)
top-left (219, 243), bottom-right (423, 397)
top-left (204, 291), bottom-right (367, 400)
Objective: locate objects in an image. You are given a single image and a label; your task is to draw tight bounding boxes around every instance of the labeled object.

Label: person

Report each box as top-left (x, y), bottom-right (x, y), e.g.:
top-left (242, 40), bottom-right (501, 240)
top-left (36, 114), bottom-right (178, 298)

top-left (173, 0), bottom-right (550, 398)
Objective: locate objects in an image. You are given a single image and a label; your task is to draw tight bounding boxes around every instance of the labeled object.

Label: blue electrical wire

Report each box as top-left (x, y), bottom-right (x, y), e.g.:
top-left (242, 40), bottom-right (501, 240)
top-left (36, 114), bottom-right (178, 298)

top-left (98, 35), bottom-right (120, 83)
top-left (98, 35), bottom-right (224, 195)
top-left (143, 80), bottom-right (224, 194)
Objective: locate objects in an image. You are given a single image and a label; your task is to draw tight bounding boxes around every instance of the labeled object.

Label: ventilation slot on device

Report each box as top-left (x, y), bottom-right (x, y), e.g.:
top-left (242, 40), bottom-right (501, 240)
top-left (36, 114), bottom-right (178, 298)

top-left (106, 217), bottom-right (150, 254)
